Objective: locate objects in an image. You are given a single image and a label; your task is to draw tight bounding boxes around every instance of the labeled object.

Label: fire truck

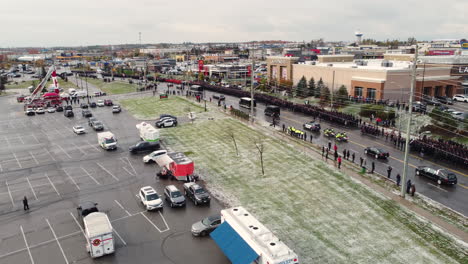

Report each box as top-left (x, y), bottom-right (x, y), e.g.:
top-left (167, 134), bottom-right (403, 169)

top-left (24, 66), bottom-right (64, 110)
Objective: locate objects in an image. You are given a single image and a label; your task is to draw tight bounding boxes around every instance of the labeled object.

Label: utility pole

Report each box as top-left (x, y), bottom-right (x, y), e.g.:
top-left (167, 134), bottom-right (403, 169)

top-left (331, 70), bottom-right (335, 109)
top-left (401, 44), bottom-right (418, 198)
top-left (250, 44), bottom-right (255, 122)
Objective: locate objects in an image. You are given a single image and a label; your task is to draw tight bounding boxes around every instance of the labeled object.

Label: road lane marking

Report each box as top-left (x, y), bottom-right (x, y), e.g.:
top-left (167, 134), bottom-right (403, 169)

top-left (5, 180), bottom-right (14, 206)
top-left (25, 175), bottom-right (38, 200)
top-left (80, 167), bottom-right (100, 185)
top-left (113, 228), bottom-right (127, 246)
top-left (63, 170), bottom-right (80, 190)
top-left (46, 218), bottom-right (69, 264)
top-left (458, 183), bottom-right (468, 190)
top-left (45, 173), bottom-right (60, 196)
top-left (114, 200), bottom-right (132, 216)
top-left (29, 151), bottom-right (39, 165)
top-left (427, 183), bottom-right (449, 192)
top-left (140, 212), bottom-right (162, 232)
top-left (20, 226), bottom-right (35, 264)
top-left (96, 162), bottom-right (119, 181)
top-left (12, 152), bottom-right (22, 168)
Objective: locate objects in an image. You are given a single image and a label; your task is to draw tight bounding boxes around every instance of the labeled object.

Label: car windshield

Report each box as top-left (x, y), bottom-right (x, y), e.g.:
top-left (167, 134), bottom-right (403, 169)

top-left (146, 193), bottom-right (159, 201)
top-left (75, 126), bottom-right (83, 129)
top-left (447, 174), bottom-right (457, 180)
top-left (105, 138), bottom-right (115, 144)
top-left (94, 121), bottom-right (102, 125)
top-left (201, 218), bottom-right (211, 226)
top-left (195, 188), bottom-right (206, 194)
top-left (171, 191), bottom-right (182, 198)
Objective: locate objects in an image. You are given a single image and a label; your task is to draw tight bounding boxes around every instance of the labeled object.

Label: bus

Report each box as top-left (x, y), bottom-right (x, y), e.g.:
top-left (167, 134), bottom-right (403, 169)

top-left (264, 105), bottom-right (280, 117)
top-left (239, 97), bottom-right (256, 109)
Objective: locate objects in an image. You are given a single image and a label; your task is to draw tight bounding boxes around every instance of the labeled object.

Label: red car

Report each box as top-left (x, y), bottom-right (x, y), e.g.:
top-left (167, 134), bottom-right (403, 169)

top-left (104, 99), bottom-right (113, 106)
top-left (17, 96), bottom-right (25, 102)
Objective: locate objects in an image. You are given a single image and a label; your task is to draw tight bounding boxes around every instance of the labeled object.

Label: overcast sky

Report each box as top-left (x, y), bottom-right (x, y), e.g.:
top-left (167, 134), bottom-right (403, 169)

top-left (1, 0), bottom-right (467, 47)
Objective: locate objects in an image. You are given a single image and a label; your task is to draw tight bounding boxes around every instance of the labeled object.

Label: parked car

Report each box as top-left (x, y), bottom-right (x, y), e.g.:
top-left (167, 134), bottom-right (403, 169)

top-left (191, 215), bottom-right (221, 236)
top-left (104, 99), bottom-right (113, 106)
top-left (80, 103), bottom-right (88, 109)
top-left (423, 97), bottom-right (441, 106)
top-left (64, 110), bottom-right (74, 117)
top-left (35, 108), bottom-right (45, 114)
top-left (65, 105), bottom-right (73, 110)
top-left (47, 107), bottom-right (56, 113)
top-left (143, 150), bottom-right (168, 163)
top-left (56, 106), bottom-right (64, 112)
top-left (91, 120), bottom-right (104, 131)
top-left (415, 166), bottom-right (457, 185)
top-left (453, 94), bottom-right (468, 102)
top-left (164, 185), bottom-right (186, 208)
top-left (412, 101), bottom-right (427, 113)
top-left (97, 100), bottom-right (105, 107)
top-left (451, 111), bottom-right (465, 120)
top-left (435, 96), bottom-right (453, 105)
top-left (183, 182), bottom-right (210, 206)
top-left (88, 117), bottom-right (97, 126)
top-left (364, 147), bottom-right (389, 159)
top-left (156, 118), bottom-right (177, 128)
top-left (25, 109), bottom-right (35, 116)
top-left (76, 201), bottom-right (99, 225)
top-left (73, 125), bottom-right (86, 134)
top-left (112, 105), bottom-right (121, 113)
top-left (129, 141), bottom-right (161, 153)
top-left (89, 102), bottom-right (97, 108)
top-left (212, 94), bottom-right (225, 101)
top-left (82, 109), bottom-right (93, 118)
top-left (138, 186), bottom-right (163, 211)
top-left (303, 121), bottom-right (321, 132)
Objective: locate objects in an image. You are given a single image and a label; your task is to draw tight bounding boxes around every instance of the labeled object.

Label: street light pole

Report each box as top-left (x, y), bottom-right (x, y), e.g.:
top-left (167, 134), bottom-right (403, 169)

top-left (401, 44), bottom-right (418, 198)
top-left (250, 59), bottom-right (255, 122)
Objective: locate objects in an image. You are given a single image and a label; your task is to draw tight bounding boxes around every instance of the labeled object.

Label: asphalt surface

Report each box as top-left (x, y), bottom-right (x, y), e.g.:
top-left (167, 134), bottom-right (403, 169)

top-left (157, 83), bottom-right (468, 216)
top-left (0, 94), bottom-right (229, 264)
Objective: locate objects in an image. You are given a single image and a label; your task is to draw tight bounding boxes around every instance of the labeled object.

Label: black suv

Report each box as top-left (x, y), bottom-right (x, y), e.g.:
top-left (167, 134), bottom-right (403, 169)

top-left (415, 166), bottom-right (457, 185)
top-left (64, 110), bottom-right (74, 117)
top-left (56, 106), bottom-right (64, 112)
top-left (82, 109), bottom-right (92, 118)
top-left (91, 120), bottom-right (104, 131)
top-left (89, 102), bottom-right (97, 108)
top-left (364, 147), bottom-right (389, 159)
top-left (65, 105), bottom-right (73, 110)
top-left (77, 201), bottom-right (99, 225)
top-left (129, 141), bottom-right (161, 153)
top-left (80, 103), bottom-right (88, 109)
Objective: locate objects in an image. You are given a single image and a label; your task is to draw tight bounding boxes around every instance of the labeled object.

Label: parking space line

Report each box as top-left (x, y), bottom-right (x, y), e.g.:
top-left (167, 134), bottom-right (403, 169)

top-left (29, 151), bottom-right (39, 165)
top-left (96, 163), bottom-right (119, 181)
top-left (140, 212), bottom-right (162, 232)
top-left (81, 167), bottom-right (100, 185)
top-left (63, 170), bottom-right (81, 190)
top-left (12, 152), bottom-right (22, 168)
top-left (25, 175), bottom-right (38, 200)
top-left (56, 144), bottom-right (72, 159)
top-left (87, 141), bottom-right (100, 151)
top-left (114, 200), bottom-right (131, 216)
top-left (121, 157), bottom-right (137, 176)
top-left (0, 163), bottom-right (2, 172)
top-left (18, 136), bottom-right (25, 145)
top-left (73, 143), bottom-right (86, 155)
top-left (122, 167), bottom-right (134, 177)
top-left (4, 136), bottom-right (10, 147)
top-left (46, 219), bottom-right (69, 264)
top-left (158, 211), bottom-right (170, 232)
top-left (46, 149), bottom-right (56, 161)
top-left (32, 134), bottom-right (40, 144)
top-left (5, 180), bottom-right (15, 206)
top-left (20, 226), bottom-right (35, 264)
top-left (113, 228), bottom-right (127, 246)
top-left (45, 173), bottom-right (60, 196)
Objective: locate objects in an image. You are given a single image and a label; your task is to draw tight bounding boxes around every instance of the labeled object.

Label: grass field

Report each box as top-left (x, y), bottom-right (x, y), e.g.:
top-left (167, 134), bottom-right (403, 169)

top-left (6, 79), bottom-right (79, 90)
top-left (83, 78), bottom-right (136, 95)
top-left (120, 96), bottom-right (205, 120)
top-left (5, 80), bottom-right (35, 89)
top-left (155, 115), bottom-right (467, 263)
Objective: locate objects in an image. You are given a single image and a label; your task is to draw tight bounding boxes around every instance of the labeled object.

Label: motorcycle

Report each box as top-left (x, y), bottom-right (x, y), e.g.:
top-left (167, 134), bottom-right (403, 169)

top-left (335, 133), bottom-right (349, 142)
top-left (324, 129), bottom-right (336, 138)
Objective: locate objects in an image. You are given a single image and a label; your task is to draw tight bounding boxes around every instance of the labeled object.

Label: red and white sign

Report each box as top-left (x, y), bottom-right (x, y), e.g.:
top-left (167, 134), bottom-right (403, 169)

top-left (198, 60), bottom-right (204, 71)
top-left (427, 50), bottom-right (455, 56)
top-left (92, 239), bottom-right (101, 246)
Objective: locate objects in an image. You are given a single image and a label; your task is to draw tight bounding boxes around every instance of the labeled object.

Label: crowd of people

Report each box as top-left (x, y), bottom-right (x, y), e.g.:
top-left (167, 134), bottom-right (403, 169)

top-left (410, 136), bottom-right (468, 166)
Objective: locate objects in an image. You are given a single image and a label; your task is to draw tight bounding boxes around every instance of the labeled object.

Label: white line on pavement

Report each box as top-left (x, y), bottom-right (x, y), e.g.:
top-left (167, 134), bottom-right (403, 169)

top-left (12, 152), bottom-right (22, 168)
top-left (32, 134), bottom-right (40, 144)
top-left (5, 180), bottom-right (15, 206)
top-left (113, 228), bottom-right (127, 246)
top-left (122, 167), bottom-right (134, 177)
top-left (46, 219), bottom-right (69, 264)
top-left (158, 211), bottom-right (170, 232)
top-left (122, 157), bottom-right (137, 176)
top-left (73, 143), bottom-right (86, 155)
top-left (140, 212), bottom-right (162, 233)
top-left (4, 136), bottom-right (10, 147)
top-left (29, 151), bottom-right (39, 165)
top-left (0, 163), bottom-right (2, 172)
top-left (114, 200), bottom-right (132, 216)
top-left (80, 167), bottom-right (100, 185)
top-left (63, 170), bottom-right (80, 190)
top-left (46, 149), bottom-right (56, 161)
top-left (20, 226), bottom-right (35, 264)
top-left (87, 141), bottom-right (100, 152)
top-left (96, 163), bottom-right (119, 181)
top-left (56, 144), bottom-right (72, 159)
top-left (17, 136), bottom-right (25, 145)
top-left (427, 183), bottom-right (448, 192)
top-left (25, 175), bottom-right (38, 200)
top-left (45, 173), bottom-right (60, 196)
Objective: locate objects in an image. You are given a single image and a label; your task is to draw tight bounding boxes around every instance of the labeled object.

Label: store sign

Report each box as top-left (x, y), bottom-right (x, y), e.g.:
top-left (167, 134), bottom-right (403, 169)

top-left (451, 64), bottom-right (468, 75)
top-left (461, 41), bottom-right (468, 50)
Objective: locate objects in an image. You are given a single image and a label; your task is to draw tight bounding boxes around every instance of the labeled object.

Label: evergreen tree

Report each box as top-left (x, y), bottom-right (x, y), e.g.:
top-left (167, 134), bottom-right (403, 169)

top-left (0, 75), bottom-right (6, 93)
top-left (320, 85), bottom-right (330, 105)
top-left (315, 77), bottom-right (324, 98)
top-left (296, 76), bottom-right (307, 97)
top-left (335, 85), bottom-right (349, 107)
top-left (308, 77), bottom-right (316, 97)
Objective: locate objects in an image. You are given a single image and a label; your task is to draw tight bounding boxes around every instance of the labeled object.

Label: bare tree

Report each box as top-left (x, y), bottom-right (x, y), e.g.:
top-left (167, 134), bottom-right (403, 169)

top-left (227, 129), bottom-right (239, 156)
top-left (253, 137), bottom-right (265, 175)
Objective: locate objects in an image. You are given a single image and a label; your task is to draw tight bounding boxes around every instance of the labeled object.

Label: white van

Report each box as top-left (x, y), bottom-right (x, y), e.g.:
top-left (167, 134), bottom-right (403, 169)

top-left (68, 88), bottom-right (76, 95)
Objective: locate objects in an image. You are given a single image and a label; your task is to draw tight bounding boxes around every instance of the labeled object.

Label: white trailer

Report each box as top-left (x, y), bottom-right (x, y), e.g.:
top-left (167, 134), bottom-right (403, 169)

top-left (136, 122), bottom-right (160, 142)
top-left (83, 212), bottom-right (115, 258)
top-left (97, 132), bottom-right (117, 150)
top-left (211, 207), bottom-right (299, 264)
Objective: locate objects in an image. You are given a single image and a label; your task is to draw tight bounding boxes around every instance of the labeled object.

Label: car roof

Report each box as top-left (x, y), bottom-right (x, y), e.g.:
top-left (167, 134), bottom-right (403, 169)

top-left (165, 185), bottom-right (179, 192)
top-left (207, 215), bottom-right (221, 222)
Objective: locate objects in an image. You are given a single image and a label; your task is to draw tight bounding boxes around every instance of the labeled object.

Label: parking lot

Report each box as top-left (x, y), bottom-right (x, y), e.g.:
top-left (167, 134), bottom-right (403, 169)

top-left (0, 96), bottom-right (229, 264)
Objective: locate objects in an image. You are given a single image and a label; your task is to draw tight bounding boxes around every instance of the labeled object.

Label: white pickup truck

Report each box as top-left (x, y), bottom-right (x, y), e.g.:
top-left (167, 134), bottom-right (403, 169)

top-left (83, 212), bottom-right (114, 258)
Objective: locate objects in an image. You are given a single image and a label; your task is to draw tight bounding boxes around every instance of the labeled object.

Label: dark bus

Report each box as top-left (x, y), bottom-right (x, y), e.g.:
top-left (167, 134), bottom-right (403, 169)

top-left (264, 105), bottom-right (280, 117)
top-left (239, 97), bottom-right (256, 109)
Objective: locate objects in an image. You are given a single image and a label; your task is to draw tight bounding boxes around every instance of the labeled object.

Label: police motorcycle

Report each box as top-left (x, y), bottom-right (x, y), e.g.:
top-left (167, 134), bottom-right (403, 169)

top-left (335, 132), bottom-right (349, 142)
top-left (323, 128), bottom-right (336, 138)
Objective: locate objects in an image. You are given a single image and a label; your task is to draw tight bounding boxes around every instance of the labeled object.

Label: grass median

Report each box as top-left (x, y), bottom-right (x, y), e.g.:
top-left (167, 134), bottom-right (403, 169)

top-left (83, 78), bottom-right (137, 95)
top-left (120, 96), bottom-right (205, 120)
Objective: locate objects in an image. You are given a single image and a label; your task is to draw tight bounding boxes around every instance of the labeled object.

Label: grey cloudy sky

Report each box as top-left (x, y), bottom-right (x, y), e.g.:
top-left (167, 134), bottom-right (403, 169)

top-left (1, 0), bottom-right (467, 47)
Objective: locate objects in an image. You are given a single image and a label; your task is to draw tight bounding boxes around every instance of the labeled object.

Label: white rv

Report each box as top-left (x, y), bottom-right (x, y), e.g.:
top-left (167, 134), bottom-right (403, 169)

top-left (83, 212), bottom-right (114, 258)
top-left (136, 122), bottom-right (160, 142)
top-left (211, 207), bottom-right (299, 264)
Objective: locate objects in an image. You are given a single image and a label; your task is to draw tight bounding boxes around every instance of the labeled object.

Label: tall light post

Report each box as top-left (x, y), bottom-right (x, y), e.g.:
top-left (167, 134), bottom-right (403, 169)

top-left (250, 52), bottom-right (255, 122)
top-left (400, 44), bottom-right (418, 198)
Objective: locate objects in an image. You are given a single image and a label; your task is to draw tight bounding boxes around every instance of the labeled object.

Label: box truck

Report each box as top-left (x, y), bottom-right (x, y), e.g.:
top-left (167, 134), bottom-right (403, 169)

top-left (97, 132), bottom-right (117, 150)
top-left (83, 212), bottom-right (114, 258)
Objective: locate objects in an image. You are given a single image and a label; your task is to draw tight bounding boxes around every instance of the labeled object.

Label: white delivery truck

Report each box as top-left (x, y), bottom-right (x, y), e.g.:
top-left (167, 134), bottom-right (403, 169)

top-left (83, 212), bottom-right (114, 258)
top-left (211, 207), bottom-right (299, 264)
top-left (97, 132), bottom-right (117, 150)
top-left (136, 122), bottom-right (160, 142)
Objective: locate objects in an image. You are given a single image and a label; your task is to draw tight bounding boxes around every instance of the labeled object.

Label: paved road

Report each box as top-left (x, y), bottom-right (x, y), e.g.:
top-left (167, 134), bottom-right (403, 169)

top-left (0, 94), bottom-right (229, 264)
top-left (156, 83), bottom-right (468, 216)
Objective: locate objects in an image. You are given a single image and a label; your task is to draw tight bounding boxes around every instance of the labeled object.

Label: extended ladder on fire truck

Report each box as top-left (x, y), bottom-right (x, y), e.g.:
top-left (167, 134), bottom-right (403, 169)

top-left (28, 65), bottom-right (58, 102)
